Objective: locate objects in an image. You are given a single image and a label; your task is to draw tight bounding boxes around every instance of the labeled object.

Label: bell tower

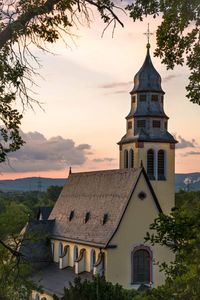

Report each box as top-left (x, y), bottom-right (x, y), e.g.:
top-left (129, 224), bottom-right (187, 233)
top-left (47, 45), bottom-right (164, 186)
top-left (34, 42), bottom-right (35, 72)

top-left (118, 33), bottom-right (177, 214)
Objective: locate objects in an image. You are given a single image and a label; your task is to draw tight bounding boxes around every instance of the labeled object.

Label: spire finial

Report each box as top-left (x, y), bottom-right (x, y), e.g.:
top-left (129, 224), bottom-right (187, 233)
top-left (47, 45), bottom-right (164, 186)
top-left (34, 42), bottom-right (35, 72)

top-left (69, 166), bottom-right (72, 176)
top-left (143, 23), bottom-right (153, 48)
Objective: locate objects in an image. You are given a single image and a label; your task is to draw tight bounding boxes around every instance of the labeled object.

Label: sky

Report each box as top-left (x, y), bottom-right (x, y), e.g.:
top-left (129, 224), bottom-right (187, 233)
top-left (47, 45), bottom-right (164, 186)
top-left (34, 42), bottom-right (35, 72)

top-left (1, 9), bottom-right (200, 179)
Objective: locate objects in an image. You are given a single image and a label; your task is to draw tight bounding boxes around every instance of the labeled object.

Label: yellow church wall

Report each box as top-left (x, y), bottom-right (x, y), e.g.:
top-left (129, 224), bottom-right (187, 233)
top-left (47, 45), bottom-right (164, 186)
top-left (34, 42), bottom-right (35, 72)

top-left (120, 142), bottom-right (175, 214)
top-left (106, 173), bottom-right (174, 289)
top-left (31, 290), bottom-right (53, 300)
top-left (51, 239), bottom-right (102, 272)
top-left (139, 142), bottom-right (175, 214)
top-left (119, 143), bottom-right (139, 169)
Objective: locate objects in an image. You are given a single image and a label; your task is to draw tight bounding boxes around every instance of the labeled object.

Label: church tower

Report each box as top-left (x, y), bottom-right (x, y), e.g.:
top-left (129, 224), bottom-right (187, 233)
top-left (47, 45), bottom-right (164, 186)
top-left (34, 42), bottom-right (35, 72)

top-left (118, 41), bottom-right (177, 214)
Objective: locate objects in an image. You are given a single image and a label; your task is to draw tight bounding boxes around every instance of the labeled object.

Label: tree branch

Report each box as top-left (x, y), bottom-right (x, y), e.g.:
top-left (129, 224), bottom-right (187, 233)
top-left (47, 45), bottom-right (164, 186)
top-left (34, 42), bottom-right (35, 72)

top-left (85, 0), bottom-right (124, 28)
top-left (0, 239), bottom-right (22, 257)
top-left (0, 0), bottom-right (61, 48)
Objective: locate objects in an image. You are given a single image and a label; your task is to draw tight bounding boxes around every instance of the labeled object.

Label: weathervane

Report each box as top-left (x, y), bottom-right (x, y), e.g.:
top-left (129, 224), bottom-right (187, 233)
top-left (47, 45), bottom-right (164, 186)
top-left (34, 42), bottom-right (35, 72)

top-left (143, 23), bottom-right (153, 48)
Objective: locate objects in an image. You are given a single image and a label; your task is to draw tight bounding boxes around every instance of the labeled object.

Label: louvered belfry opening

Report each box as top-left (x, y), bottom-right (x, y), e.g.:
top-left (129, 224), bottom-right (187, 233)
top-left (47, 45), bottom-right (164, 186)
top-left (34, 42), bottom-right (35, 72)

top-left (158, 149), bottom-right (165, 180)
top-left (129, 149), bottom-right (134, 168)
top-left (132, 249), bottom-right (151, 284)
top-left (124, 150), bottom-right (128, 168)
top-left (147, 149), bottom-right (155, 180)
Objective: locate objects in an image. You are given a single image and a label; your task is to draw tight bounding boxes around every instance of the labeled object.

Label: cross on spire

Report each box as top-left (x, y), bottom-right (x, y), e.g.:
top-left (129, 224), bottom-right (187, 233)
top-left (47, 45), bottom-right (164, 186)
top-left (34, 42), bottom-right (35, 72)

top-left (143, 23), bottom-right (153, 48)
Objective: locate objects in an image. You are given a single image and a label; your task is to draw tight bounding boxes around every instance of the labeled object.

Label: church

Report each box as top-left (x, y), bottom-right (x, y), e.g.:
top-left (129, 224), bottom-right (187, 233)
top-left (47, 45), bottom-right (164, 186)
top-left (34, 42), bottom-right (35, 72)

top-left (30, 40), bottom-right (177, 300)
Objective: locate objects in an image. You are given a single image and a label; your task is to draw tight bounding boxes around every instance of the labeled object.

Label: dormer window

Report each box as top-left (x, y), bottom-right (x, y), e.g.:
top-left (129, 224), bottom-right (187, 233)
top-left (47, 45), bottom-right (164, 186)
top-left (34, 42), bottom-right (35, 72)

top-left (152, 94), bottom-right (158, 101)
top-left (84, 212), bottom-right (90, 223)
top-left (69, 210), bottom-right (74, 221)
top-left (137, 120), bottom-right (146, 128)
top-left (103, 213), bottom-right (109, 225)
top-left (139, 94), bottom-right (146, 102)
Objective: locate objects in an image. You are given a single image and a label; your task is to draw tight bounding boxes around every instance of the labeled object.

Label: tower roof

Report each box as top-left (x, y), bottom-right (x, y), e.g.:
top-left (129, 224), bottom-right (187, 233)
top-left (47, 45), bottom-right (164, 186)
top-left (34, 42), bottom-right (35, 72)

top-left (130, 45), bottom-right (164, 94)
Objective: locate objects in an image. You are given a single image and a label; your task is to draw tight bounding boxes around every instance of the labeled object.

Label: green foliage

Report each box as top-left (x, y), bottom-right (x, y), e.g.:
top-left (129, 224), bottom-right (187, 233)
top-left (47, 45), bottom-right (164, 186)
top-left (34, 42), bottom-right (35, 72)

top-left (0, 46), bottom-right (24, 162)
top-left (144, 190), bottom-right (200, 299)
top-left (175, 190), bottom-right (200, 212)
top-left (0, 201), bottom-right (33, 299)
top-left (45, 185), bottom-right (62, 204)
top-left (0, 185), bottom-right (61, 213)
top-left (126, 0), bottom-right (200, 104)
top-left (0, 188), bottom-right (60, 299)
top-left (31, 185), bottom-right (62, 206)
top-left (0, 201), bottom-right (29, 239)
top-left (0, 190), bottom-right (44, 212)
top-left (53, 276), bottom-right (140, 300)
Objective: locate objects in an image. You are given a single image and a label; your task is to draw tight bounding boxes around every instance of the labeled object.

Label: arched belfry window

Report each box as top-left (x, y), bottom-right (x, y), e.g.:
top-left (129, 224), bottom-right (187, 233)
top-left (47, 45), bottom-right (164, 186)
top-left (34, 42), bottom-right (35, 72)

top-left (158, 150), bottom-right (166, 180)
top-left (129, 149), bottom-right (134, 168)
top-left (147, 149), bottom-right (155, 180)
top-left (58, 242), bottom-right (63, 258)
top-left (124, 150), bottom-right (128, 168)
top-left (35, 294), bottom-right (40, 300)
top-left (131, 246), bottom-right (152, 284)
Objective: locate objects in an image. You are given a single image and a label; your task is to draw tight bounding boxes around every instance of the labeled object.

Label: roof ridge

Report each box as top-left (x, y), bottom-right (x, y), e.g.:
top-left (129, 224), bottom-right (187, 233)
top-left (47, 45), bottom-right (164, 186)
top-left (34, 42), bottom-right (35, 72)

top-left (70, 168), bottom-right (142, 176)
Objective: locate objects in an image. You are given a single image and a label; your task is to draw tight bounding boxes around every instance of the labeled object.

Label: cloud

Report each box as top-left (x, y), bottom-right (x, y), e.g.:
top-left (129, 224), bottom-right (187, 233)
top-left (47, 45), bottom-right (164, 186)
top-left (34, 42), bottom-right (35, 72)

top-left (103, 90), bottom-right (128, 96)
top-left (1, 131), bottom-right (91, 173)
top-left (163, 74), bottom-right (178, 83)
top-left (99, 81), bottom-right (132, 89)
top-left (93, 157), bottom-right (115, 163)
top-left (99, 75), bottom-right (179, 90)
top-left (183, 176), bottom-right (200, 184)
top-left (193, 177), bottom-right (200, 184)
top-left (183, 151), bottom-right (200, 157)
top-left (176, 135), bottom-right (197, 149)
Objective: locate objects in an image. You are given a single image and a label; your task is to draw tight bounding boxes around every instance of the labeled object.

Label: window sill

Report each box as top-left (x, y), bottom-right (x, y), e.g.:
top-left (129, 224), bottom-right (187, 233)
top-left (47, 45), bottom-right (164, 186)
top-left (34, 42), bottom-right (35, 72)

top-left (157, 176), bottom-right (166, 181)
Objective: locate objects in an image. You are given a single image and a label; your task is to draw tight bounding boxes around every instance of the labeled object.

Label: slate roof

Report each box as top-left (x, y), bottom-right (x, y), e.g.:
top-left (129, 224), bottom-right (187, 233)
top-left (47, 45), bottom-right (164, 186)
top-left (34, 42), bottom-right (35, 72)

top-left (20, 220), bottom-right (55, 270)
top-left (118, 130), bottom-right (177, 145)
top-left (49, 168), bottom-right (161, 248)
top-left (126, 110), bottom-right (169, 120)
top-left (130, 46), bottom-right (164, 94)
top-left (37, 207), bottom-right (53, 220)
top-left (32, 263), bottom-right (92, 297)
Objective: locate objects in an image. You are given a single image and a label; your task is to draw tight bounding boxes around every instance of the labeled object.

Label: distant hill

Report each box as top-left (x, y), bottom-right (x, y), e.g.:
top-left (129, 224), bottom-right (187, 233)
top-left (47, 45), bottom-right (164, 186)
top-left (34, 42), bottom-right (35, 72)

top-left (175, 173), bottom-right (200, 192)
top-left (0, 173), bottom-right (199, 193)
top-left (0, 177), bottom-right (66, 192)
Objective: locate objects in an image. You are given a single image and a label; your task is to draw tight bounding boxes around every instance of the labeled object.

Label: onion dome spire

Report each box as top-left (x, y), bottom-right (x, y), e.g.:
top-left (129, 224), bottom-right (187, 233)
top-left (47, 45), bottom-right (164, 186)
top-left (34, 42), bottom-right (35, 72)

top-left (130, 24), bottom-right (164, 94)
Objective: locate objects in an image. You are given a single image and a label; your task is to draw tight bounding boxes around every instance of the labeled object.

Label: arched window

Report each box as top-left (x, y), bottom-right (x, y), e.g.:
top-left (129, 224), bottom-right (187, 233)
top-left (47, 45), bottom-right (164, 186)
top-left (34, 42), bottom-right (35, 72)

top-left (131, 247), bottom-right (152, 284)
top-left (129, 149), bottom-right (134, 168)
top-left (158, 150), bottom-right (165, 180)
top-left (73, 245), bottom-right (78, 264)
top-left (147, 149), bottom-right (155, 180)
top-left (51, 242), bottom-right (54, 260)
top-left (124, 150), bottom-right (128, 168)
top-left (35, 294), bottom-right (40, 300)
top-left (58, 242), bottom-right (63, 258)
top-left (90, 249), bottom-right (96, 271)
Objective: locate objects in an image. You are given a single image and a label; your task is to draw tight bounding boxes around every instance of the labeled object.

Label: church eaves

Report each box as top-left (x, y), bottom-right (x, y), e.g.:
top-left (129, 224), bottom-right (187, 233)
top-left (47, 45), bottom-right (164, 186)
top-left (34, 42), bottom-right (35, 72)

top-left (49, 168), bottom-right (161, 248)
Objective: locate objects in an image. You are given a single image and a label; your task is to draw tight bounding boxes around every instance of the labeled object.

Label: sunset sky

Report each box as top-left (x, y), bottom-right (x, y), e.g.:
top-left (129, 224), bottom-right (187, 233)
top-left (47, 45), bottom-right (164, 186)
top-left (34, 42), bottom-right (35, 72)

top-left (1, 10), bottom-right (200, 180)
